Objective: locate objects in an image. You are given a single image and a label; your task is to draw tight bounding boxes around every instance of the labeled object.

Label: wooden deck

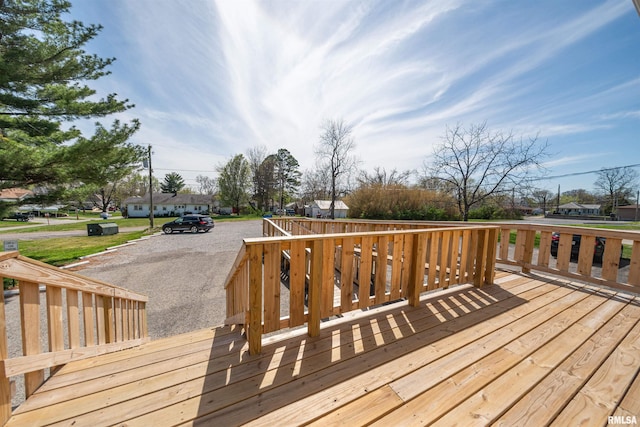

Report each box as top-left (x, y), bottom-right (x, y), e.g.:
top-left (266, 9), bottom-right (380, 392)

top-left (7, 269), bottom-right (640, 426)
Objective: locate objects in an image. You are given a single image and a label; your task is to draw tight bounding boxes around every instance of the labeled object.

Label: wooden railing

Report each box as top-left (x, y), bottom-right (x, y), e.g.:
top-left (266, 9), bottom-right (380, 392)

top-left (225, 221), bottom-right (499, 354)
top-left (0, 251), bottom-right (149, 425)
top-left (266, 218), bottom-right (640, 294)
top-left (493, 223), bottom-right (640, 293)
top-left (264, 217), bottom-right (460, 237)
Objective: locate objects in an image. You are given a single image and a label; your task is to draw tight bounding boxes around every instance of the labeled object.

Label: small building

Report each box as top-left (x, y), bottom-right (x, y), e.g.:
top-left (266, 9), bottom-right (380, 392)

top-left (123, 193), bottom-right (213, 218)
top-left (617, 204), bottom-right (639, 221)
top-left (557, 202), bottom-right (601, 216)
top-left (305, 200), bottom-right (349, 218)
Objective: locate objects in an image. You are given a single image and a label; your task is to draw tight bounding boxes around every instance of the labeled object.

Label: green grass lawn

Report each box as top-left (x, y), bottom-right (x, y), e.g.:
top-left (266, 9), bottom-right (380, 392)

top-left (1, 213), bottom-right (264, 266)
top-left (0, 213), bottom-right (263, 234)
top-left (16, 231), bottom-right (148, 266)
top-left (0, 217), bottom-right (152, 233)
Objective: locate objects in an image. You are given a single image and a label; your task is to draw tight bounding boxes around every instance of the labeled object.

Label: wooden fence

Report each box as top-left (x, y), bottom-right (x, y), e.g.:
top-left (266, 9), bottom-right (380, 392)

top-left (225, 221), bottom-right (499, 354)
top-left (0, 252), bottom-right (149, 425)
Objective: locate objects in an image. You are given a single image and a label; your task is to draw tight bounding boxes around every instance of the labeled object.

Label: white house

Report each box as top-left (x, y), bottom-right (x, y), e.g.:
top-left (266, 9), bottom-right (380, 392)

top-left (305, 200), bottom-right (349, 218)
top-left (123, 193), bottom-right (213, 218)
top-left (557, 202), bottom-right (601, 216)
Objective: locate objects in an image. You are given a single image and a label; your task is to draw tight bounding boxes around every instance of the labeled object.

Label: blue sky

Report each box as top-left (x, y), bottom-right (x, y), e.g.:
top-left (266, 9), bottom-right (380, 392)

top-left (70, 0), bottom-right (640, 194)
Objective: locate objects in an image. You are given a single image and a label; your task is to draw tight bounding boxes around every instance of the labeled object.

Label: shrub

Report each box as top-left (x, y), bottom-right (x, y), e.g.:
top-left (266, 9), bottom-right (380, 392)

top-left (345, 184), bottom-right (457, 221)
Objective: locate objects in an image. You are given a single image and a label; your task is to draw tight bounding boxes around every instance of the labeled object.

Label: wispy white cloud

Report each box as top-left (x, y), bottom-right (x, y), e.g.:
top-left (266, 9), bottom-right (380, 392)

top-left (70, 0), bottom-right (640, 190)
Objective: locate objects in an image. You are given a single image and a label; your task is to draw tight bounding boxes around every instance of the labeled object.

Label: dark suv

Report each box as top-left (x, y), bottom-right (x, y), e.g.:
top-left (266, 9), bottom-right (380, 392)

top-left (550, 232), bottom-right (606, 262)
top-left (162, 214), bottom-right (214, 234)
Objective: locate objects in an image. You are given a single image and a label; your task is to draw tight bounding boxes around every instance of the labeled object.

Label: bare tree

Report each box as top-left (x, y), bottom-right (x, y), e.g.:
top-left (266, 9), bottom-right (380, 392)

top-left (195, 175), bottom-right (217, 195)
top-left (301, 167), bottom-right (331, 202)
top-left (531, 189), bottom-right (555, 214)
top-left (594, 166), bottom-right (639, 215)
top-left (358, 167), bottom-right (413, 186)
top-left (315, 119), bottom-right (357, 219)
top-left (428, 122), bottom-right (549, 221)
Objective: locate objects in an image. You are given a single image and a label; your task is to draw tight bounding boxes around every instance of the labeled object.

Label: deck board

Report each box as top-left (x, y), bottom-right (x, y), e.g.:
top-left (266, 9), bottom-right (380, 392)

top-left (6, 270), bottom-right (640, 426)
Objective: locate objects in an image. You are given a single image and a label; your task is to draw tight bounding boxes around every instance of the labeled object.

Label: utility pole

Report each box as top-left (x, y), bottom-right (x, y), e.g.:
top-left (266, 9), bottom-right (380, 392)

top-left (636, 190), bottom-right (639, 221)
top-left (148, 145), bottom-right (154, 228)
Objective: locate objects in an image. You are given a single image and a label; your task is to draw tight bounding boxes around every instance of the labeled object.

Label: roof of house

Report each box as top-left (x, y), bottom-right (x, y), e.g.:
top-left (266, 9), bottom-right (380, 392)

top-left (124, 193), bottom-right (213, 205)
top-left (313, 200), bottom-right (349, 210)
top-left (618, 204), bottom-right (640, 210)
top-left (558, 202), bottom-right (600, 210)
top-left (0, 187), bottom-right (33, 202)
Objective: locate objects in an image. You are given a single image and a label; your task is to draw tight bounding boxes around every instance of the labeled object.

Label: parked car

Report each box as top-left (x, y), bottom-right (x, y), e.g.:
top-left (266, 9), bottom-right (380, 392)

top-left (162, 214), bottom-right (214, 234)
top-left (550, 232), bottom-right (606, 262)
top-left (3, 212), bottom-right (33, 222)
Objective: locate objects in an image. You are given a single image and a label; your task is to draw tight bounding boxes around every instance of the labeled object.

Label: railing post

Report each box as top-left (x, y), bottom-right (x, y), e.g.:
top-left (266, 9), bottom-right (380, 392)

top-left (484, 228), bottom-right (499, 285)
top-left (0, 279), bottom-right (11, 425)
top-left (408, 232), bottom-right (427, 307)
top-left (308, 240), bottom-right (324, 337)
top-left (473, 229), bottom-right (487, 287)
top-left (248, 245), bottom-right (263, 355)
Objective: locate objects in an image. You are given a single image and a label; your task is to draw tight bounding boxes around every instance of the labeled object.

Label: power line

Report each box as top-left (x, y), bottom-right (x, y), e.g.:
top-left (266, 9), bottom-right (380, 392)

top-left (153, 168), bottom-right (216, 173)
top-left (531, 163), bottom-right (640, 181)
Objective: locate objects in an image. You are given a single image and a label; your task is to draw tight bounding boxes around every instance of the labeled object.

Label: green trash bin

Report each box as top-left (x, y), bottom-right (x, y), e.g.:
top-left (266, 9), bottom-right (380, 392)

top-left (87, 223), bottom-right (119, 236)
top-left (87, 223), bottom-right (101, 236)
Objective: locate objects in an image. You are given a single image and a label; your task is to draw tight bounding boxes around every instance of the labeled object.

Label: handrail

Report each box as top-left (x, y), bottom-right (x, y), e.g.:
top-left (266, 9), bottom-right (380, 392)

top-left (493, 223), bottom-right (640, 293)
top-left (0, 251), bottom-right (149, 425)
top-left (224, 222), bottom-right (499, 354)
top-left (267, 218), bottom-right (640, 293)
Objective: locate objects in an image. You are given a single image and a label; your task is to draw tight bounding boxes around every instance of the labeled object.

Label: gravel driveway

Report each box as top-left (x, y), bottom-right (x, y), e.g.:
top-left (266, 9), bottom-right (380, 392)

top-left (74, 219), bottom-right (264, 339)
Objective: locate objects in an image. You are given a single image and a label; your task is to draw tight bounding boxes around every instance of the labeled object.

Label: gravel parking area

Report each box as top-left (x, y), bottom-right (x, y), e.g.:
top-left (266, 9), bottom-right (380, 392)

top-left (74, 219), bottom-right (264, 339)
